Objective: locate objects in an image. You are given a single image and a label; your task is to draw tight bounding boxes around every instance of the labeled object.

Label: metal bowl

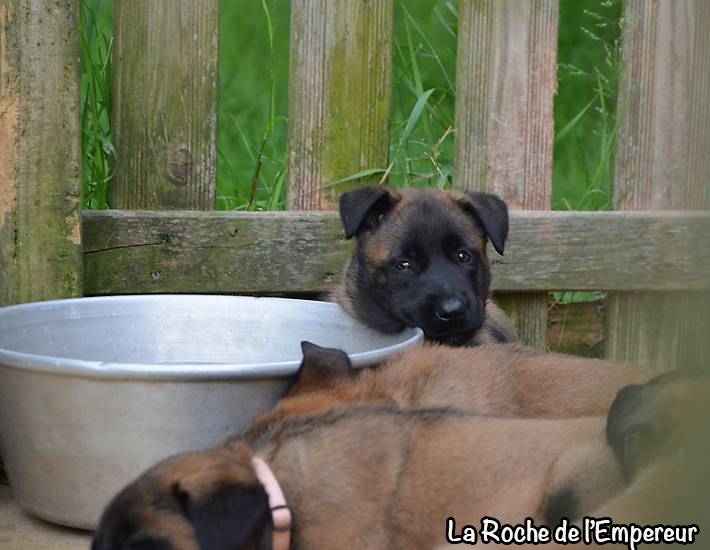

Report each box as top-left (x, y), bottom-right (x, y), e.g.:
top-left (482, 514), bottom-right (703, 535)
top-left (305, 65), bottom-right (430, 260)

top-left (0, 295), bottom-right (422, 529)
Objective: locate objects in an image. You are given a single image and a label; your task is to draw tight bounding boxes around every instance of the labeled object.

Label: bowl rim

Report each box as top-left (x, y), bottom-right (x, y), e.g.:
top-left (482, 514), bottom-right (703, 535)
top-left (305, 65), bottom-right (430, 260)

top-left (0, 295), bottom-right (424, 381)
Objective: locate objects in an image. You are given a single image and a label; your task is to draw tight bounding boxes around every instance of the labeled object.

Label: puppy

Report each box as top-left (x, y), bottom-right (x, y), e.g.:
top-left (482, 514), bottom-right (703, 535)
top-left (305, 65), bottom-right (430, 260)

top-left (606, 368), bottom-right (710, 479)
top-left (602, 368), bottom-right (710, 526)
top-left (331, 186), bottom-right (518, 346)
top-left (93, 405), bottom-right (622, 550)
top-left (438, 369), bottom-right (710, 550)
top-left (245, 342), bottom-right (652, 439)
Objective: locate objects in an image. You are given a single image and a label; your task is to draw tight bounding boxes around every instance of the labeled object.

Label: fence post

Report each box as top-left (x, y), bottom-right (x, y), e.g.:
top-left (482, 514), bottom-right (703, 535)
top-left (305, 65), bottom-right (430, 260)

top-left (288, 0), bottom-right (394, 210)
top-left (111, 0), bottom-right (219, 210)
top-left (605, 0), bottom-right (710, 371)
top-left (0, 0), bottom-right (83, 306)
top-left (454, 0), bottom-right (559, 348)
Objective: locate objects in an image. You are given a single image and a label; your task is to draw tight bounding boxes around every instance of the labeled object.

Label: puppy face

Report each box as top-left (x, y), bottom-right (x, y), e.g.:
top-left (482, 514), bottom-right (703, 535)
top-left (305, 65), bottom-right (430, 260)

top-left (606, 368), bottom-right (710, 481)
top-left (92, 444), bottom-right (269, 550)
top-left (340, 187), bottom-right (508, 346)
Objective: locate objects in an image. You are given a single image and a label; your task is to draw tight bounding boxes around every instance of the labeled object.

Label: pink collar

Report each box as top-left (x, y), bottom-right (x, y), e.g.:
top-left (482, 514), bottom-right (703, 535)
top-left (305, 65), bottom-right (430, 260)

top-left (251, 456), bottom-right (292, 550)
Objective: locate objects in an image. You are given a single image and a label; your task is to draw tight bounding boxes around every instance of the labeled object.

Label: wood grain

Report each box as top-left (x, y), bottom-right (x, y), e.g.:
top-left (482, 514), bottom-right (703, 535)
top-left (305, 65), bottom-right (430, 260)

top-left (454, 0), bottom-right (559, 347)
top-left (0, 0), bottom-right (82, 306)
top-left (613, 0), bottom-right (710, 210)
top-left (547, 299), bottom-right (605, 358)
top-left (288, 0), bottom-right (394, 210)
top-left (111, 0), bottom-right (218, 210)
top-left (606, 0), bottom-right (710, 370)
top-left (82, 210), bottom-right (710, 295)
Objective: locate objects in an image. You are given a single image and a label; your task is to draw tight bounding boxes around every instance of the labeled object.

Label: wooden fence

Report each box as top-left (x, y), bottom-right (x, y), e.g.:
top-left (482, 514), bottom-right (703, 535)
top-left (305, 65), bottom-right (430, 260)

top-left (1, 0), bottom-right (709, 371)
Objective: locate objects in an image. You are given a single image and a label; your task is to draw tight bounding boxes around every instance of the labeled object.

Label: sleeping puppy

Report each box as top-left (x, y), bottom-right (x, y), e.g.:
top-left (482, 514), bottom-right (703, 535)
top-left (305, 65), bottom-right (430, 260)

top-left (93, 404), bottom-right (622, 550)
top-left (606, 368), bottom-right (710, 481)
top-left (244, 342), bottom-right (652, 439)
top-left (331, 187), bottom-right (518, 346)
top-left (436, 368), bottom-right (710, 549)
top-left (601, 367), bottom-right (710, 527)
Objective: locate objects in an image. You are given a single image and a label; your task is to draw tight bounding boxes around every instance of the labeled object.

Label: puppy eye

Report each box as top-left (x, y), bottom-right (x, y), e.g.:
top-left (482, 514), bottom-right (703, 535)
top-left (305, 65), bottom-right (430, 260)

top-left (395, 260), bottom-right (413, 271)
top-left (457, 251), bottom-right (472, 264)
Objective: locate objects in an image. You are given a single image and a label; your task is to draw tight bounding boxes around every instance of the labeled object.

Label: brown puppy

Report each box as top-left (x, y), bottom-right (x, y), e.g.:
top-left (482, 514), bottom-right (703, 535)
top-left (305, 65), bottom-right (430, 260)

top-left (599, 368), bottom-right (709, 539)
top-left (245, 342), bottom-right (652, 439)
top-left (331, 186), bottom-right (518, 346)
top-left (93, 405), bottom-right (622, 550)
top-left (437, 368), bottom-right (710, 550)
top-left (605, 368), bottom-right (710, 483)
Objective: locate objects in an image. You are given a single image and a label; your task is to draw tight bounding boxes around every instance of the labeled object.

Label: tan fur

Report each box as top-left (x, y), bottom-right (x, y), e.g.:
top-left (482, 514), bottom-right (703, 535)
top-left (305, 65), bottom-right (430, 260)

top-left (245, 343), bottom-right (652, 442)
top-left (96, 406), bottom-right (623, 550)
top-left (165, 446), bottom-right (261, 502)
top-left (470, 301), bottom-right (519, 344)
top-left (267, 409), bottom-right (619, 548)
top-left (437, 370), bottom-right (710, 550)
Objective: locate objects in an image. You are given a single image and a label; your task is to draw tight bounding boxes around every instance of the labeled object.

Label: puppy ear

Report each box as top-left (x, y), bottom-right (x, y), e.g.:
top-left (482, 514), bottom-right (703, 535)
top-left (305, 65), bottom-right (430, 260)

top-left (457, 192), bottom-right (509, 255)
top-left (606, 383), bottom-right (650, 481)
top-left (339, 186), bottom-right (400, 239)
top-left (607, 370), bottom-right (710, 482)
top-left (174, 481), bottom-right (269, 550)
top-left (298, 341), bottom-right (354, 391)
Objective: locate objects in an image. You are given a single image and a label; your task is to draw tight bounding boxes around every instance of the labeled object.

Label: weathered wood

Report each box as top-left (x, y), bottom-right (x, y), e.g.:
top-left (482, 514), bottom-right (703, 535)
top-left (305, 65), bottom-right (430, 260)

top-left (606, 0), bottom-right (710, 370)
top-left (494, 292), bottom-right (549, 350)
top-left (613, 1), bottom-right (710, 210)
top-left (111, 0), bottom-right (218, 209)
top-left (288, 0), bottom-right (394, 210)
top-left (83, 210), bottom-right (347, 295)
top-left (547, 299), bottom-right (604, 358)
top-left (606, 292), bottom-right (710, 373)
top-left (81, 210), bottom-right (710, 295)
top-left (454, 0), bottom-right (559, 348)
top-left (0, 0), bottom-right (82, 306)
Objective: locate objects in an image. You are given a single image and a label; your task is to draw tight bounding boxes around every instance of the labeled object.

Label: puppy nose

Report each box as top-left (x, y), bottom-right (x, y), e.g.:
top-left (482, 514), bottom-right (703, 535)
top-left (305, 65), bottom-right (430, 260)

top-left (435, 298), bottom-right (466, 322)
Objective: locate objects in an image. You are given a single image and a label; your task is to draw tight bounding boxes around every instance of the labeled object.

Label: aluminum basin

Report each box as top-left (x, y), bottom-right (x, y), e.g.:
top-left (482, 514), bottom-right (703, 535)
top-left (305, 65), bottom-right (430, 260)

top-left (0, 295), bottom-right (422, 529)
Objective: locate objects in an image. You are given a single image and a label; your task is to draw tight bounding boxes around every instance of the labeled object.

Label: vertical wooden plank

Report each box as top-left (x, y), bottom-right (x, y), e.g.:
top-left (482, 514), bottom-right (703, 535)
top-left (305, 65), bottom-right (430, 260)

top-left (0, 0), bottom-right (82, 306)
top-left (454, 0), bottom-right (559, 348)
top-left (605, 0), bottom-right (710, 371)
top-left (288, 0), bottom-right (394, 210)
top-left (112, 0), bottom-right (219, 210)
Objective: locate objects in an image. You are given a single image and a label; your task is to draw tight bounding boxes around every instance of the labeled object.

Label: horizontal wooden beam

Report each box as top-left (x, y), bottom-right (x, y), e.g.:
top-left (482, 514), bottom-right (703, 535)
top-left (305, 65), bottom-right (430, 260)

top-left (82, 210), bottom-right (710, 295)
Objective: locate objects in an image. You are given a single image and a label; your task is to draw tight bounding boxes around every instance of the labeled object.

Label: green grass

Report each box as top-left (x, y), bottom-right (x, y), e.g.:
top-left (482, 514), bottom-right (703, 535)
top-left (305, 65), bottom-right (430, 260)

top-left (80, 0), bottom-right (623, 217)
top-left (80, 0), bottom-right (113, 209)
top-left (554, 0), bottom-right (623, 211)
top-left (385, 1), bottom-right (457, 189)
top-left (217, 0), bottom-right (291, 211)
top-left (552, 0), bottom-right (622, 303)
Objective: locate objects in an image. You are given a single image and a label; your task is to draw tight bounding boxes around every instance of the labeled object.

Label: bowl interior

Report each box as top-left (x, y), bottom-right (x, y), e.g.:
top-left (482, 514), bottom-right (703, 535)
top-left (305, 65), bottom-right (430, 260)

top-left (0, 295), bottom-right (421, 372)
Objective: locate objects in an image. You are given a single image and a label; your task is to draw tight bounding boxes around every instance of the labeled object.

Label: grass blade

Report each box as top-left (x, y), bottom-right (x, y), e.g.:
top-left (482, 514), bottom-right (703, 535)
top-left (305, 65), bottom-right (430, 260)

top-left (399, 88), bottom-right (435, 147)
top-left (555, 96), bottom-right (596, 144)
top-left (322, 168), bottom-right (387, 189)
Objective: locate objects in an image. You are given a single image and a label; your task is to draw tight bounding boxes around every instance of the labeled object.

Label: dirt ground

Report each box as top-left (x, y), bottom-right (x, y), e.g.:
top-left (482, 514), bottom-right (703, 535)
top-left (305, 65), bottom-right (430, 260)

top-left (0, 484), bottom-right (91, 549)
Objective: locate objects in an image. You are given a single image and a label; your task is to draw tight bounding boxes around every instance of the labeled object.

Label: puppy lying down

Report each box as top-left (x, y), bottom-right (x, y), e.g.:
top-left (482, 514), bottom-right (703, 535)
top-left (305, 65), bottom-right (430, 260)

top-left (92, 342), bottom-right (662, 550)
top-left (92, 405), bottom-right (621, 550)
top-left (437, 369), bottom-right (710, 549)
top-left (94, 366), bottom-right (708, 549)
top-left (245, 342), bottom-right (652, 439)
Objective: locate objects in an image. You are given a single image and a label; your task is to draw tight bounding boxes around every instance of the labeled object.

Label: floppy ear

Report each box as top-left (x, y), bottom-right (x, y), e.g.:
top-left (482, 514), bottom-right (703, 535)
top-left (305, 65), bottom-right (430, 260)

top-left (339, 186), bottom-right (400, 239)
top-left (298, 341), bottom-right (355, 391)
top-left (174, 481), bottom-right (269, 550)
top-left (457, 192), bottom-right (509, 255)
top-left (606, 383), bottom-right (650, 481)
top-left (608, 370), bottom-right (710, 482)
